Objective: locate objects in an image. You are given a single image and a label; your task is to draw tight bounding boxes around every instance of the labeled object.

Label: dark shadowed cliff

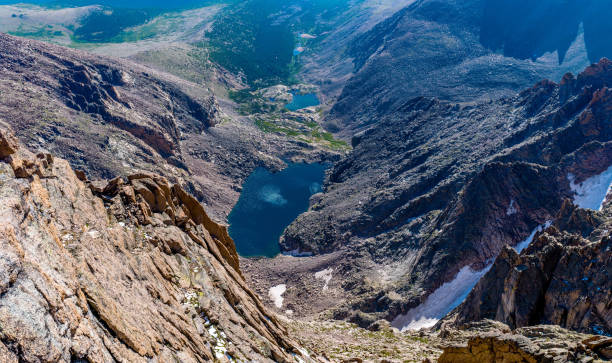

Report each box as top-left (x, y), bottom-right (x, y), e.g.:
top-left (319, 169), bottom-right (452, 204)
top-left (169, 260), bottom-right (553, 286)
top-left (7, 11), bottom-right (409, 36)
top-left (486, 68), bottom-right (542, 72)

top-left (280, 59), bottom-right (612, 327)
top-left (326, 0), bottom-right (612, 134)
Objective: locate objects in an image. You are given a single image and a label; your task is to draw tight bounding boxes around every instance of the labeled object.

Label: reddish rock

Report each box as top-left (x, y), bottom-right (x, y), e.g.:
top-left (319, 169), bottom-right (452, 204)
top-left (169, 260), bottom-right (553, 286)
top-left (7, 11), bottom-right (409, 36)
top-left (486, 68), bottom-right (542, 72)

top-left (0, 128), bottom-right (307, 362)
top-left (0, 125), bottom-right (18, 159)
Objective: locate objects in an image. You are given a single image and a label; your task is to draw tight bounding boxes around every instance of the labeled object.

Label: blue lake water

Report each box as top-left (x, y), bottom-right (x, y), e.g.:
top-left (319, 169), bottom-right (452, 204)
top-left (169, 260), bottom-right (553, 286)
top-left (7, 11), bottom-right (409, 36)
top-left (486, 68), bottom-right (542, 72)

top-left (286, 92), bottom-right (319, 111)
top-left (228, 163), bottom-right (327, 257)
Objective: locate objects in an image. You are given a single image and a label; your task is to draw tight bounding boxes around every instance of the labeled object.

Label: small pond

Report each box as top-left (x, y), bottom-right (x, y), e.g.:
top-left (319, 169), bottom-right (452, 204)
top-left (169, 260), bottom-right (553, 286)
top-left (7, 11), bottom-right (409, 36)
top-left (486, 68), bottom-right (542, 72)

top-left (285, 92), bottom-right (320, 111)
top-left (228, 163), bottom-right (327, 257)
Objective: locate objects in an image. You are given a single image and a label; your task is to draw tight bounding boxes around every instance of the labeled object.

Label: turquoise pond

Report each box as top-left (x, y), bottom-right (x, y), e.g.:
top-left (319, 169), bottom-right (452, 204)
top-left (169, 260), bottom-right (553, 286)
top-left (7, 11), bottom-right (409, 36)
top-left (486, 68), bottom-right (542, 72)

top-left (228, 163), bottom-right (327, 257)
top-left (285, 92), bottom-right (320, 111)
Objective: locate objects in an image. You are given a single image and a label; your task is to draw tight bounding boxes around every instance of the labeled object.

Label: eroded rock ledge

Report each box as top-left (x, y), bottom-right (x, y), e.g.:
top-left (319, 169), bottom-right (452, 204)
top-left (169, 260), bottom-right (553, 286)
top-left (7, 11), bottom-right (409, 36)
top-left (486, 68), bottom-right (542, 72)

top-left (439, 321), bottom-right (612, 363)
top-left (0, 124), bottom-right (306, 362)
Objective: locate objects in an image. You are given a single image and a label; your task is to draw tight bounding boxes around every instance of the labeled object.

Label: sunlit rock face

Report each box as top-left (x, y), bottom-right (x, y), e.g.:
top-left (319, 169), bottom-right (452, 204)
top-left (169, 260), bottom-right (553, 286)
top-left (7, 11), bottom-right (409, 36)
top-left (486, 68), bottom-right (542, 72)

top-left (0, 125), bottom-right (307, 362)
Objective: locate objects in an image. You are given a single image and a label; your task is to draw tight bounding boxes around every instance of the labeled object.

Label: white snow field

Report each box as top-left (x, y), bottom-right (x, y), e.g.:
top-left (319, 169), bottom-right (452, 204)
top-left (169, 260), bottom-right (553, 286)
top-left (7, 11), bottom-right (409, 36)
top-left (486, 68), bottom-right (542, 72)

top-left (568, 165), bottom-right (612, 210)
top-left (391, 264), bottom-right (492, 330)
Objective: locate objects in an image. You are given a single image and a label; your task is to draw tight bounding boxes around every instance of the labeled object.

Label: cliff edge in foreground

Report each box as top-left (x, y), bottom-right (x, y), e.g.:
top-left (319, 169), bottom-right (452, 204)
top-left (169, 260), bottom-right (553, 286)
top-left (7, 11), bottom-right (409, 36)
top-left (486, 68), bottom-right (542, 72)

top-left (0, 123), bottom-right (307, 362)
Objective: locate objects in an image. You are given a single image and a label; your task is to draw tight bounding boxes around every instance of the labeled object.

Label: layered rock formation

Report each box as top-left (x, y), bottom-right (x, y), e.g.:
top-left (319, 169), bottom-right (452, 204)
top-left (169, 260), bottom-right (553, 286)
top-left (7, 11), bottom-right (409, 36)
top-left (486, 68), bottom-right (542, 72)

top-left (279, 59), bottom-right (612, 326)
top-left (0, 125), bottom-right (307, 362)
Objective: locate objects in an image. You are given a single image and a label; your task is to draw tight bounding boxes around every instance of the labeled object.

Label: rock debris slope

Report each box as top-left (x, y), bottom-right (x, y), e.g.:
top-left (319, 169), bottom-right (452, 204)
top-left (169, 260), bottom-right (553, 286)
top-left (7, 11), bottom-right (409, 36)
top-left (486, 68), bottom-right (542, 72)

top-left (281, 59), bottom-right (612, 327)
top-left (0, 125), bottom-right (307, 362)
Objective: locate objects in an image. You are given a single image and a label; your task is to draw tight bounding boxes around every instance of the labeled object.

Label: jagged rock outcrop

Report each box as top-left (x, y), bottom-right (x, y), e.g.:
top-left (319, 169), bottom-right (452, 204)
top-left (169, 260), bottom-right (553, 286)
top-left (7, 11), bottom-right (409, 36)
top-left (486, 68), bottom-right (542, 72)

top-left (438, 322), bottom-right (612, 362)
top-left (0, 126), bottom-right (307, 362)
top-left (450, 199), bottom-right (611, 336)
top-left (279, 59), bottom-right (612, 325)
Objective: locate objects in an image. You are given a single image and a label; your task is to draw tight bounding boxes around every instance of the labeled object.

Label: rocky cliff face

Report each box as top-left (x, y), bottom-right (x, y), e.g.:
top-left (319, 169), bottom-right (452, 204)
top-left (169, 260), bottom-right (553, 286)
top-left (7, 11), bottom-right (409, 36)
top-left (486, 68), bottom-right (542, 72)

top-left (450, 199), bottom-right (611, 336)
top-left (326, 0), bottom-right (612, 134)
top-left (0, 33), bottom-right (336, 221)
top-left (279, 59), bottom-right (612, 327)
top-left (0, 125), bottom-right (307, 362)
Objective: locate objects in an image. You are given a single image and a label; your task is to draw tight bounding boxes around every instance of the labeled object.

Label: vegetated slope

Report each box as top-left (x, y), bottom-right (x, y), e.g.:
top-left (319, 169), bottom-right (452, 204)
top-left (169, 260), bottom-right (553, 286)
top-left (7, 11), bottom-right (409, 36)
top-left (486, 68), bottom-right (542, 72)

top-left (206, 0), bottom-right (381, 88)
top-left (0, 124), bottom-right (309, 362)
top-left (0, 33), bottom-right (336, 221)
top-left (280, 59), bottom-right (612, 327)
top-left (205, 0), bottom-right (300, 87)
top-left (204, 0), bottom-right (418, 94)
top-left (326, 0), bottom-right (612, 134)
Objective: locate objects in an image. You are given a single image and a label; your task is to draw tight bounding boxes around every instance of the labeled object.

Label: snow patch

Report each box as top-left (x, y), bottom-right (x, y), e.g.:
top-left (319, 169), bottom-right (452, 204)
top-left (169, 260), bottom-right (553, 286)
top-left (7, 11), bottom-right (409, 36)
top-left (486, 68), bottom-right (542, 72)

top-left (513, 221), bottom-right (552, 253)
top-left (568, 166), bottom-right (612, 210)
top-left (204, 316), bottom-right (231, 360)
top-left (268, 284), bottom-right (287, 308)
top-left (391, 264), bottom-right (492, 331)
top-left (86, 230), bottom-right (101, 239)
top-left (283, 249), bottom-right (313, 257)
top-left (506, 199), bottom-right (517, 215)
top-left (298, 347), bottom-right (310, 358)
top-left (314, 268), bottom-right (333, 291)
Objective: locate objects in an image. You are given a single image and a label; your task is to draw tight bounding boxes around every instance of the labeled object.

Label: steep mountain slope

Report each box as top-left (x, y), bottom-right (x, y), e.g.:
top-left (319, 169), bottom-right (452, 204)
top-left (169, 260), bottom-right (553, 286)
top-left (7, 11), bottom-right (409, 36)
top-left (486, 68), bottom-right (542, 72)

top-left (450, 199), bottom-right (611, 336)
top-left (0, 125), bottom-right (307, 362)
top-left (297, 0), bottom-right (417, 100)
top-left (326, 0), bottom-right (612, 134)
top-left (278, 59), bottom-right (612, 327)
top-left (0, 33), bottom-right (336, 221)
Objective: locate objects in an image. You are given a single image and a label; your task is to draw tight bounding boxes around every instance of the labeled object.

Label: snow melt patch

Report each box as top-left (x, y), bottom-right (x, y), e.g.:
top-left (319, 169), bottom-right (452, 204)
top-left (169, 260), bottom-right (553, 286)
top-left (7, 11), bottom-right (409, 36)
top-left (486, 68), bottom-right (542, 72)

top-left (204, 316), bottom-right (231, 360)
top-left (568, 166), bottom-right (612, 210)
top-left (392, 265), bottom-right (492, 331)
top-left (513, 221), bottom-right (553, 253)
top-left (268, 284), bottom-right (287, 308)
top-left (314, 268), bottom-right (333, 291)
top-left (86, 230), bottom-right (101, 239)
top-left (506, 199), bottom-right (518, 215)
top-left (283, 249), bottom-right (313, 257)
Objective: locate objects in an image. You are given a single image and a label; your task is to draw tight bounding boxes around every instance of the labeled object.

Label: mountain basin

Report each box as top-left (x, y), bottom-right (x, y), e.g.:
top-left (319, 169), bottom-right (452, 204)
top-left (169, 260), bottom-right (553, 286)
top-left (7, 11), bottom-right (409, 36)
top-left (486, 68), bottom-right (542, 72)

top-left (228, 163), bottom-right (327, 257)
